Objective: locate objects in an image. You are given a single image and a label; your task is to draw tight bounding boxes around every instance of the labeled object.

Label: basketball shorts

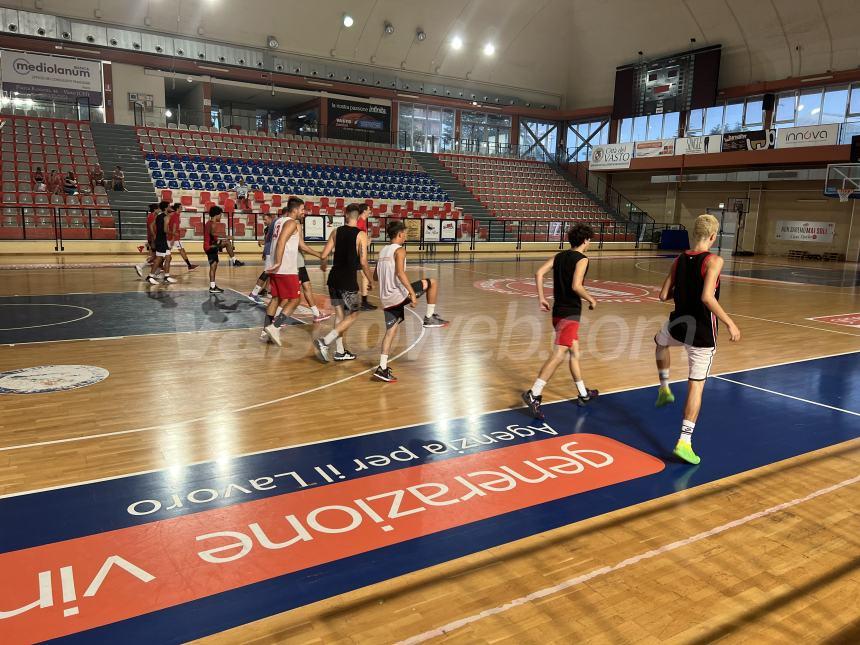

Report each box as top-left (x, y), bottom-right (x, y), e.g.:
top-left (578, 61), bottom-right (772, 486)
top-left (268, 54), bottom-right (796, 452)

top-left (328, 287), bottom-right (361, 314)
top-left (206, 248), bottom-right (219, 265)
top-left (654, 322), bottom-right (716, 381)
top-left (552, 316), bottom-right (580, 347)
top-left (269, 274), bottom-right (300, 300)
top-left (154, 239), bottom-right (170, 257)
top-left (383, 280), bottom-right (428, 329)
top-left (298, 266), bottom-right (310, 284)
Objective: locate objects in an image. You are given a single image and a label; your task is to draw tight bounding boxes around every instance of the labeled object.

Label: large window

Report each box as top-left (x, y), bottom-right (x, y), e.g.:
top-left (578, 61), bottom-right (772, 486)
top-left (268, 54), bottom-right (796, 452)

top-left (687, 97), bottom-right (763, 135)
top-left (398, 102), bottom-right (455, 152)
top-left (618, 112), bottom-right (680, 143)
top-left (460, 110), bottom-right (512, 156)
top-left (774, 84), bottom-right (858, 131)
top-left (519, 119), bottom-right (559, 161)
top-left (567, 120), bottom-right (608, 161)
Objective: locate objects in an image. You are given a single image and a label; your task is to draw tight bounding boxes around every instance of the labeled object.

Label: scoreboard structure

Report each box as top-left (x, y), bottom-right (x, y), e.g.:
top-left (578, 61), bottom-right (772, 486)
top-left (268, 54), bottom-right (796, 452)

top-left (613, 45), bottom-right (721, 118)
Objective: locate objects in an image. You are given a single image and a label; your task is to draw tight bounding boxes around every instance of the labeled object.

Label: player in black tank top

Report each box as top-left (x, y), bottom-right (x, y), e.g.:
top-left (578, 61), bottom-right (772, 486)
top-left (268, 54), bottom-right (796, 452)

top-left (145, 202), bottom-right (172, 285)
top-left (522, 224), bottom-right (599, 420)
top-left (315, 204), bottom-right (374, 363)
top-left (653, 214), bottom-right (741, 466)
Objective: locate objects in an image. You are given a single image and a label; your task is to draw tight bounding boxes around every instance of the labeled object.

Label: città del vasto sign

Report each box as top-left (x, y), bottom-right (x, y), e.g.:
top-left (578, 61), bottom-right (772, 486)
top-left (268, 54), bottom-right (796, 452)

top-left (0, 50), bottom-right (103, 105)
top-left (590, 142), bottom-right (634, 169)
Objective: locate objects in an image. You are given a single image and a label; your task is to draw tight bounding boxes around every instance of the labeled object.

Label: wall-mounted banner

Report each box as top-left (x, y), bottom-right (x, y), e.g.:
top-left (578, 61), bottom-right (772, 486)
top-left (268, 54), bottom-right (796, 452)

top-left (590, 142), bottom-right (634, 170)
top-left (721, 129), bottom-right (775, 152)
top-left (775, 124), bottom-right (841, 149)
top-left (303, 215), bottom-right (325, 241)
top-left (0, 50), bottom-right (103, 105)
top-left (634, 138), bottom-right (675, 158)
top-left (675, 135), bottom-right (722, 155)
top-left (327, 99), bottom-right (390, 142)
top-left (774, 220), bottom-right (835, 243)
top-left (440, 220), bottom-right (457, 241)
top-left (323, 215), bottom-right (345, 240)
top-left (423, 219), bottom-right (441, 242)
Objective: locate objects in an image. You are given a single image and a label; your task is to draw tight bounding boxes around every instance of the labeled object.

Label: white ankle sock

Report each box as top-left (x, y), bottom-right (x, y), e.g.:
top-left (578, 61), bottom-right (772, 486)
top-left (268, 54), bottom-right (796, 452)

top-left (311, 305), bottom-right (320, 317)
top-left (275, 306), bottom-right (283, 317)
top-left (323, 330), bottom-right (339, 345)
top-left (575, 380), bottom-right (588, 397)
top-left (380, 354), bottom-right (389, 370)
top-left (251, 285), bottom-right (261, 296)
top-left (426, 303), bottom-right (436, 317)
top-left (659, 369), bottom-right (670, 388)
top-left (336, 337), bottom-right (345, 353)
top-left (679, 420), bottom-right (695, 444)
top-left (532, 378), bottom-right (546, 396)
top-left (210, 281), bottom-right (216, 288)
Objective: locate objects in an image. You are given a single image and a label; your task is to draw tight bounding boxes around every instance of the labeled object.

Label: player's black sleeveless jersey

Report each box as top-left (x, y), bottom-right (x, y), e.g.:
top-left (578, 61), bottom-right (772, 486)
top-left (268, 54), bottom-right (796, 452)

top-left (327, 225), bottom-right (361, 291)
top-left (154, 212), bottom-right (168, 250)
top-left (552, 250), bottom-right (587, 319)
top-left (668, 251), bottom-right (720, 348)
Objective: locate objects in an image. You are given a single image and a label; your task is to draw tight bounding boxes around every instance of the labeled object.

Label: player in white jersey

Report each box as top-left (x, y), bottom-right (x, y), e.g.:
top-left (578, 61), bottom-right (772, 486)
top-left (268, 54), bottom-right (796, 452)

top-left (372, 219), bottom-right (448, 382)
top-left (262, 198), bottom-right (304, 347)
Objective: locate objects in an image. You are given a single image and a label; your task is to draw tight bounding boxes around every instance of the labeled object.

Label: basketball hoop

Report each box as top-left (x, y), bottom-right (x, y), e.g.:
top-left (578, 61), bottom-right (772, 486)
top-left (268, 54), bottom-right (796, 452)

top-left (837, 187), bottom-right (854, 202)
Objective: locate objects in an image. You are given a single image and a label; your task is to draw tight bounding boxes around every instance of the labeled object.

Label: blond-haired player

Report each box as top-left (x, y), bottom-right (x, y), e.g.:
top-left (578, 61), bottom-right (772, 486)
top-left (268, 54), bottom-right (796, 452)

top-left (654, 213), bottom-right (741, 465)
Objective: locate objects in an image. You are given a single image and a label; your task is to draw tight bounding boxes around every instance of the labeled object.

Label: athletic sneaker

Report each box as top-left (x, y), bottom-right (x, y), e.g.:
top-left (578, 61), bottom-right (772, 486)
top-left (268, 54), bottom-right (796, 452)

top-left (163, 275), bottom-right (177, 284)
top-left (673, 440), bottom-right (701, 465)
top-left (208, 285), bottom-right (224, 294)
top-left (655, 386), bottom-right (675, 408)
top-left (313, 312), bottom-right (333, 323)
top-left (259, 329), bottom-right (270, 343)
top-left (264, 324), bottom-right (282, 347)
top-left (423, 314), bottom-right (449, 328)
top-left (334, 350), bottom-right (357, 361)
top-left (248, 293), bottom-right (265, 305)
top-left (576, 389), bottom-right (599, 407)
top-left (187, 264), bottom-right (199, 270)
top-left (232, 259), bottom-right (245, 267)
top-left (360, 301), bottom-right (378, 311)
top-left (135, 264), bottom-right (145, 278)
top-left (373, 366), bottom-right (397, 382)
top-left (313, 338), bottom-right (330, 363)
top-left (522, 390), bottom-right (545, 420)
top-left (146, 275), bottom-right (159, 285)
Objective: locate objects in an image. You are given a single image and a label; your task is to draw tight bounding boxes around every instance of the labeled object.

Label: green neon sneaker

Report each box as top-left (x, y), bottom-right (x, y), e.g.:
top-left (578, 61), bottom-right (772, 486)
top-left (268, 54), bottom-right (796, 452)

top-left (673, 440), bottom-right (701, 465)
top-left (655, 386), bottom-right (675, 408)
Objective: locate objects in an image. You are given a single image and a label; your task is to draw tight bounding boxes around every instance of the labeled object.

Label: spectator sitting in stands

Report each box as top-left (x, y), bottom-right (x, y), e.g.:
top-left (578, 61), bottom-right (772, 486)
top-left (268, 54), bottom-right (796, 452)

top-left (233, 177), bottom-right (251, 210)
top-left (112, 165), bottom-right (127, 191)
top-left (90, 164), bottom-right (107, 189)
top-left (34, 167), bottom-right (46, 192)
top-left (63, 171), bottom-right (78, 196)
top-left (50, 170), bottom-right (64, 195)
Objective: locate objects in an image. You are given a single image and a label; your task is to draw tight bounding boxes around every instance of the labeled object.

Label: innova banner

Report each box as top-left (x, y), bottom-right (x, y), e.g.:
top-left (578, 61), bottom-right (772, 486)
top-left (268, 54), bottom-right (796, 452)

top-left (0, 50), bottom-right (103, 105)
top-left (675, 135), bottom-right (721, 155)
top-left (775, 124), bottom-right (840, 149)
top-left (327, 99), bottom-right (390, 142)
top-left (722, 129), bottom-right (775, 152)
top-left (774, 220), bottom-right (835, 243)
top-left (634, 138), bottom-right (675, 158)
top-left (590, 142), bottom-right (634, 169)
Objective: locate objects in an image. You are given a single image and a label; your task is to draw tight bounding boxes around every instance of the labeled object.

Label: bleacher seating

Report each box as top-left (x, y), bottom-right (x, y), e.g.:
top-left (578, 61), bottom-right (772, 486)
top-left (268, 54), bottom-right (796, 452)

top-left (0, 115), bottom-right (115, 239)
top-left (438, 153), bottom-right (608, 222)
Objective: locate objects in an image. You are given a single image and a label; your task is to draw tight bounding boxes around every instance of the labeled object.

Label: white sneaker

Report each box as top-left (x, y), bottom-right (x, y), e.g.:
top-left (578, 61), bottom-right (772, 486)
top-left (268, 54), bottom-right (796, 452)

top-left (264, 324), bottom-right (282, 347)
top-left (259, 329), bottom-right (270, 343)
top-left (146, 275), bottom-right (159, 285)
top-left (164, 275), bottom-right (177, 284)
top-left (135, 264), bottom-right (144, 277)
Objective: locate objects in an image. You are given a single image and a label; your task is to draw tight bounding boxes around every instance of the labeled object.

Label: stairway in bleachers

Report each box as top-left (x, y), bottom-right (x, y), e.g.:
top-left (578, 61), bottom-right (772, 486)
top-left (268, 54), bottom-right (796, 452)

top-left (409, 151), bottom-right (493, 222)
top-left (90, 123), bottom-right (158, 238)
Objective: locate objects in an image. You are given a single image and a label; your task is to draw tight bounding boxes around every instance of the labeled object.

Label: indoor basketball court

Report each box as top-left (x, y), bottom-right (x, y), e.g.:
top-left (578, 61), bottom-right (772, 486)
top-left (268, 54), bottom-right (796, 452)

top-left (1, 2), bottom-right (859, 644)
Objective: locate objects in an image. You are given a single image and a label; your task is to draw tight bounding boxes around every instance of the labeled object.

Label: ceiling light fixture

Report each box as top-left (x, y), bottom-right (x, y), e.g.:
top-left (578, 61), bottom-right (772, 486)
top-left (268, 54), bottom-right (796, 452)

top-left (165, 109), bottom-right (173, 118)
top-left (343, 14), bottom-right (354, 28)
top-left (483, 42), bottom-right (495, 56)
top-left (416, 29), bottom-right (426, 41)
top-left (384, 21), bottom-right (394, 35)
top-left (450, 35), bottom-right (463, 50)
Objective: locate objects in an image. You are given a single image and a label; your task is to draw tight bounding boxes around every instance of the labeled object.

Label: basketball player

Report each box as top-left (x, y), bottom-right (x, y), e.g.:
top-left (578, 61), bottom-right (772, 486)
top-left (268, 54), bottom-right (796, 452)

top-left (314, 203), bottom-right (374, 362)
top-left (146, 202), bottom-right (174, 285)
top-left (654, 213), bottom-right (741, 465)
top-left (248, 210), bottom-right (275, 305)
top-left (262, 198), bottom-right (304, 346)
top-left (162, 203), bottom-right (198, 279)
top-left (522, 223), bottom-right (599, 420)
top-left (356, 203), bottom-right (377, 311)
top-left (203, 205), bottom-right (238, 293)
top-left (372, 220), bottom-right (449, 382)
top-left (135, 203), bottom-right (158, 278)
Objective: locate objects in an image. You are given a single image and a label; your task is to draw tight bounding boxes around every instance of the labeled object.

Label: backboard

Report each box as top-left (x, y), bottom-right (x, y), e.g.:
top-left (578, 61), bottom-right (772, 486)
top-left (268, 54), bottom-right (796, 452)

top-left (824, 163), bottom-right (860, 200)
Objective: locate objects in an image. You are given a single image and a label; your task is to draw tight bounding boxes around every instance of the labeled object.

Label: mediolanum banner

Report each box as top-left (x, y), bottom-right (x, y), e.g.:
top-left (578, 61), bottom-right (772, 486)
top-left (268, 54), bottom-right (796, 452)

top-left (775, 124), bottom-right (841, 149)
top-left (774, 220), bottom-right (835, 243)
top-left (0, 50), bottom-right (103, 105)
top-left (590, 142), bottom-right (634, 170)
top-left (634, 138), bottom-right (675, 158)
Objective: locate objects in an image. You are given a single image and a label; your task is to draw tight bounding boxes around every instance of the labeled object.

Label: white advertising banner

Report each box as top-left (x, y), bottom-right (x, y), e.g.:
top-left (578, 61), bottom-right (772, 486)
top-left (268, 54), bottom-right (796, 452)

top-left (440, 219), bottom-right (457, 241)
top-left (423, 219), bottom-right (441, 242)
top-left (634, 138), bottom-right (676, 158)
top-left (675, 135), bottom-right (722, 155)
top-left (324, 215), bottom-right (345, 240)
top-left (774, 220), bottom-right (835, 243)
top-left (590, 142), bottom-right (634, 170)
top-left (0, 50), bottom-right (103, 105)
top-left (775, 124), bottom-right (841, 149)
top-left (303, 215), bottom-right (325, 241)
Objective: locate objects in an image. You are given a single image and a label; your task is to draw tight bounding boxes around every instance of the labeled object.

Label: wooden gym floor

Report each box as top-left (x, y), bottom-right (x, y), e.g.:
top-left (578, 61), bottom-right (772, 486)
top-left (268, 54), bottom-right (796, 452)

top-left (0, 250), bottom-right (858, 643)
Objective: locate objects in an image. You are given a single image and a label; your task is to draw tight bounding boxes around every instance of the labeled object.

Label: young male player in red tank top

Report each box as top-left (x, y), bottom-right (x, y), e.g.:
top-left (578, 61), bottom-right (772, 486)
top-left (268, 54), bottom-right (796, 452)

top-left (522, 224), bottom-right (599, 420)
top-left (654, 213), bottom-right (741, 465)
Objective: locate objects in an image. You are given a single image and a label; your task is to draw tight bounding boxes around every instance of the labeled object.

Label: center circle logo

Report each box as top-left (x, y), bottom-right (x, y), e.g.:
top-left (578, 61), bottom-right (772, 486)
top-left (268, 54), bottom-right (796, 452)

top-left (474, 278), bottom-right (661, 303)
top-left (0, 365), bottom-right (109, 394)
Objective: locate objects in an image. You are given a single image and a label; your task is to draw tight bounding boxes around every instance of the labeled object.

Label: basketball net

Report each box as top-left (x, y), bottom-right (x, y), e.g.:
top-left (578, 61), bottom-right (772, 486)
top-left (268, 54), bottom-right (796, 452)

top-left (837, 187), bottom-right (854, 202)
